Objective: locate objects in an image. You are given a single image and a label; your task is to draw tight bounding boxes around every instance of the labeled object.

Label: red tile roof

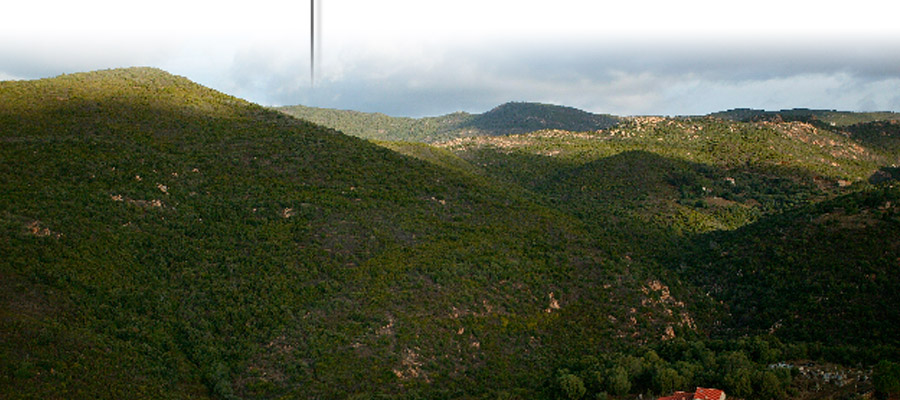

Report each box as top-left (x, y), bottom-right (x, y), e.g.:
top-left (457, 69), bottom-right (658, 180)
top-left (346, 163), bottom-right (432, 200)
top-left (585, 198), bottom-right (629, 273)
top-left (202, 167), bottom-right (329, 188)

top-left (694, 387), bottom-right (725, 400)
top-left (657, 388), bottom-right (725, 400)
top-left (658, 391), bottom-right (694, 400)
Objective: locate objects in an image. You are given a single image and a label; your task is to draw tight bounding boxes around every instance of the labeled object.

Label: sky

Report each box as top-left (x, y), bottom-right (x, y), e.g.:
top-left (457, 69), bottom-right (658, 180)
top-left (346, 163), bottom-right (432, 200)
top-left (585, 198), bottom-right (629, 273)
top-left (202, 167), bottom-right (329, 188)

top-left (2, 0), bottom-right (900, 117)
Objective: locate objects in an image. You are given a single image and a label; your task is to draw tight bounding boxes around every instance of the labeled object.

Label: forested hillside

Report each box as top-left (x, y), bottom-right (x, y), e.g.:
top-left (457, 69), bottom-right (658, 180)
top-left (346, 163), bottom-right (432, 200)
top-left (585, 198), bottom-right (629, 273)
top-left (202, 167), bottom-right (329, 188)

top-left (2, 68), bottom-right (899, 400)
top-left (276, 102), bottom-right (618, 142)
top-left (1, 68), bottom-right (691, 399)
top-left (709, 108), bottom-right (900, 126)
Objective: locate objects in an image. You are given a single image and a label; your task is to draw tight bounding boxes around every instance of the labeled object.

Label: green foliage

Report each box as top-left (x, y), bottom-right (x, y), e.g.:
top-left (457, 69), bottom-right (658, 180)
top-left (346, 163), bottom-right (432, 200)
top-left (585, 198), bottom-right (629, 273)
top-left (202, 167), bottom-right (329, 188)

top-left (677, 185), bottom-right (900, 349)
top-left (844, 121), bottom-right (900, 159)
top-left (3, 67), bottom-right (899, 400)
top-left (874, 361), bottom-right (900, 398)
top-left (275, 104), bottom-right (466, 142)
top-left (724, 368), bottom-right (754, 399)
top-left (0, 68), bottom-right (628, 399)
top-left (463, 102), bottom-right (619, 136)
top-left (557, 371), bottom-right (587, 400)
top-left (605, 366), bottom-right (631, 395)
top-left (276, 102), bottom-right (618, 142)
top-left (752, 370), bottom-right (786, 400)
top-left (710, 108), bottom-right (899, 126)
top-left (652, 366), bottom-right (683, 395)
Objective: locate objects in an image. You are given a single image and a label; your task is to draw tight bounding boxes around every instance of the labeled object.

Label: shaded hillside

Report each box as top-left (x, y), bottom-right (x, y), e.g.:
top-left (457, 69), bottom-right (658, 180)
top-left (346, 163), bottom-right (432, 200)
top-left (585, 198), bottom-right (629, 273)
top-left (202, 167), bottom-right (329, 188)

top-left (436, 117), bottom-right (900, 352)
top-left (5, 68), bottom-right (900, 400)
top-left (441, 116), bottom-right (890, 184)
top-left (437, 115), bottom-right (893, 241)
top-left (1, 68), bottom-right (692, 399)
top-left (711, 108), bottom-right (899, 126)
top-left (462, 102), bottom-right (619, 136)
top-left (674, 184), bottom-right (900, 352)
top-left (842, 120), bottom-right (900, 162)
top-left (534, 150), bottom-right (818, 245)
top-left (275, 102), bottom-right (618, 142)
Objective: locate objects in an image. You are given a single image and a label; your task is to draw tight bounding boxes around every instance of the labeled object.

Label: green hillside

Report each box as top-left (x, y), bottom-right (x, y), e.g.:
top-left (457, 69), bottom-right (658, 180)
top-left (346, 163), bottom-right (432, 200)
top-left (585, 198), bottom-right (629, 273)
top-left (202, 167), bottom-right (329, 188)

top-left (710, 108), bottom-right (900, 126)
top-left (3, 68), bottom-right (900, 400)
top-left (462, 102), bottom-right (619, 136)
top-left (275, 102), bottom-right (619, 142)
top-left (273, 104), bottom-right (473, 142)
top-left (1, 68), bottom-right (690, 399)
top-left (843, 120), bottom-right (900, 163)
top-left (434, 116), bottom-right (900, 360)
top-left (676, 184), bottom-right (900, 353)
top-left (436, 115), bottom-right (890, 240)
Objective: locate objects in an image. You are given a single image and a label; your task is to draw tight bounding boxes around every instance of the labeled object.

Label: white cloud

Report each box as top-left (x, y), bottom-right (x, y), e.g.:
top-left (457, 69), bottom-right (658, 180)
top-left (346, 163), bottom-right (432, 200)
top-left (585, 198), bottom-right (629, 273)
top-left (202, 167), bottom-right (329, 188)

top-left (2, 0), bottom-right (899, 115)
top-left (0, 71), bottom-right (23, 81)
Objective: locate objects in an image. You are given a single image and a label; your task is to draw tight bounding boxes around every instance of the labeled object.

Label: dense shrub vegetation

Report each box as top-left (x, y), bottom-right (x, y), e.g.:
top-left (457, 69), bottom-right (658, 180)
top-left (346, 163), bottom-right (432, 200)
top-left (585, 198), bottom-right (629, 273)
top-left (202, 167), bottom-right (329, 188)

top-left (277, 102), bottom-right (618, 143)
top-left (2, 68), bottom-right (899, 399)
top-left (710, 108), bottom-right (899, 127)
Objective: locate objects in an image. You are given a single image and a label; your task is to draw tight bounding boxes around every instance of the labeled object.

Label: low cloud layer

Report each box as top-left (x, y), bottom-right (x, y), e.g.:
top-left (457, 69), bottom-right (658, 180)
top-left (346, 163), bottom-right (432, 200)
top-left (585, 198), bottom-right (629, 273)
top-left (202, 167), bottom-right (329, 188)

top-left (2, 1), bottom-right (899, 117)
top-left (214, 39), bottom-right (900, 116)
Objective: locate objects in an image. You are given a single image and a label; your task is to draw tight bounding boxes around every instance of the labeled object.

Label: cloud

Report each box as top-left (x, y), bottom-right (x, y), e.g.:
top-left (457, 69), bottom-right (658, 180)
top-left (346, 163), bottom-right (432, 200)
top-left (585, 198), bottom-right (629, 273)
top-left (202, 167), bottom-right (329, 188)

top-left (3, 1), bottom-right (899, 116)
top-left (251, 37), bottom-right (900, 116)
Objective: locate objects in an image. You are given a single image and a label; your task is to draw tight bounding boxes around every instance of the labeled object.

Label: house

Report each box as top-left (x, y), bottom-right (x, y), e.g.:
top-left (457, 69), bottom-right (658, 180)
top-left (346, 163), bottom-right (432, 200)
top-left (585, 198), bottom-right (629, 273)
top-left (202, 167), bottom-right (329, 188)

top-left (694, 388), bottom-right (726, 400)
top-left (657, 391), bottom-right (694, 400)
top-left (658, 388), bottom-right (725, 400)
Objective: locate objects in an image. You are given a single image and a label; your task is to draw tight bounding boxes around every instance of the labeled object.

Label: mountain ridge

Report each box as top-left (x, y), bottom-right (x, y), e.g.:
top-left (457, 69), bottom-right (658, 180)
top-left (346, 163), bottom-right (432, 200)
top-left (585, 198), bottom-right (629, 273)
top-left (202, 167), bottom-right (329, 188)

top-left (276, 101), bottom-right (619, 142)
top-left (277, 103), bottom-right (900, 145)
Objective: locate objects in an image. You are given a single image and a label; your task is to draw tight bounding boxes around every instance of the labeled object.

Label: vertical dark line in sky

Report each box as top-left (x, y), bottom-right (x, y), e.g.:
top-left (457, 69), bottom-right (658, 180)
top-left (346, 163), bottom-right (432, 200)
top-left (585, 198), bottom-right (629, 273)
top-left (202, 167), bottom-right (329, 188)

top-left (310, 0), bottom-right (315, 87)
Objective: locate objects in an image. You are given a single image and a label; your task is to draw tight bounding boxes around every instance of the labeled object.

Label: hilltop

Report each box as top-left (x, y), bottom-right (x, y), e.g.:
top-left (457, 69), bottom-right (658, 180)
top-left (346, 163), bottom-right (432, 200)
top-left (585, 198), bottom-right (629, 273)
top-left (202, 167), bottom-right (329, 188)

top-left (463, 102), bottom-right (619, 136)
top-left (276, 101), bottom-right (618, 142)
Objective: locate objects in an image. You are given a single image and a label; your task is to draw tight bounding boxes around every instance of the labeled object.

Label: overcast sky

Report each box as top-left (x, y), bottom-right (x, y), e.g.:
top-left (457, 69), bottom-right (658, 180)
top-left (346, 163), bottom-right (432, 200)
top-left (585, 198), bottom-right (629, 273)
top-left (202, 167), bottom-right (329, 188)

top-left (2, 0), bottom-right (900, 117)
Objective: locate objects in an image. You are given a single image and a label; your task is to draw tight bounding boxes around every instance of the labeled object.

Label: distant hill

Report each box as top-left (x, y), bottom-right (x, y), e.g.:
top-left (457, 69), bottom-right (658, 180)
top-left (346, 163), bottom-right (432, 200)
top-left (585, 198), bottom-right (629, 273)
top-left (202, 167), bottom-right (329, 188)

top-left (710, 108), bottom-right (899, 126)
top-left (276, 101), bottom-right (619, 142)
top-left (435, 115), bottom-right (888, 260)
top-left (272, 104), bottom-right (471, 142)
top-left (462, 102), bottom-right (619, 136)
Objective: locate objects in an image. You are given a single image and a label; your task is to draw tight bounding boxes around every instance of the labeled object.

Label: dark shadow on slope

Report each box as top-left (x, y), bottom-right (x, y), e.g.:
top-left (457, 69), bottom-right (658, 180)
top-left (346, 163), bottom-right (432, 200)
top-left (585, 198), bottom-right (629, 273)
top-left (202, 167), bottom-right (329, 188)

top-left (845, 120), bottom-right (900, 158)
top-left (461, 102), bottom-right (619, 136)
top-left (531, 150), bottom-right (827, 253)
top-left (672, 184), bottom-right (900, 355)
top-left (870, 166), bottom-right (900, 184)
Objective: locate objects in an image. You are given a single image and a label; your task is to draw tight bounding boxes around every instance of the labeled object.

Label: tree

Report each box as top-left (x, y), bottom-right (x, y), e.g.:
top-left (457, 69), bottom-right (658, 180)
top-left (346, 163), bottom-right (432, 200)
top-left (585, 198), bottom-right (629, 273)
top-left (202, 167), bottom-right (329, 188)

top-left (558, 372), bottom-right (586, 400)
top-left (717, 351), bottom-right (753, 379)
top-left (753, 370), bottom-right (785, 400)
top-left (606, 366), bottom-right (632, 396)
top-left (873, 361), bottom-right (900, 400)
top-left (652, 366), bottom-right (682, 395)
top-left (723, 368), bottom-right (753, 399)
